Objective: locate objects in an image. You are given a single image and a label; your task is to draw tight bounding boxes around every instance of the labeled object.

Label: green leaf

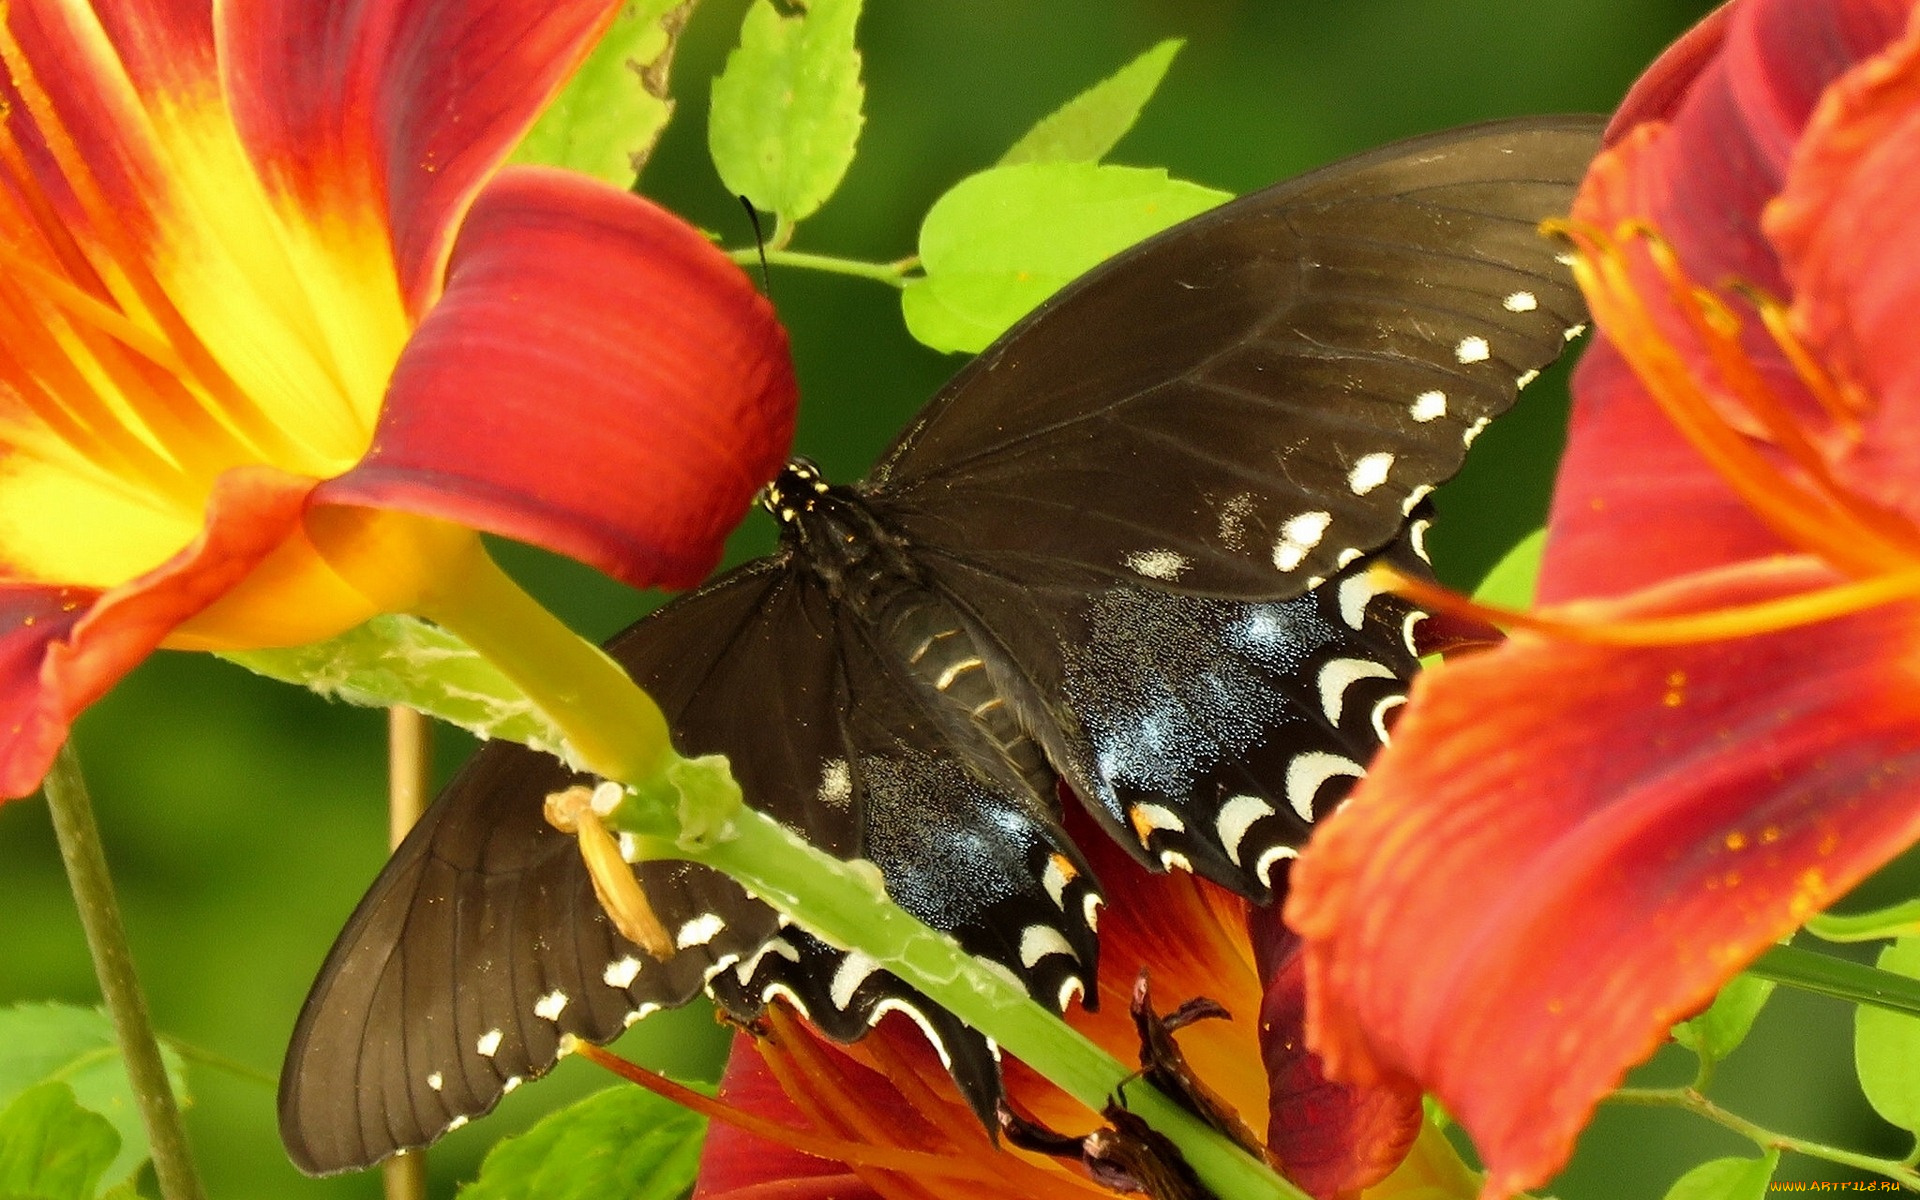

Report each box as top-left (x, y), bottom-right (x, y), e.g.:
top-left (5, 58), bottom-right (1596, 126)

top-left (999, 39), bottom-right (1183, 166)
top-left (1752, 943), bottom-right (1920, 1019)
top-left (0, 1006), bottom-right (187, 1190)
top-left (0, 1083), bottom-right (120, 1200)
top-left (1672, 973), bottom-right (1776, 1063)
top-left (456, 1086), bottom-right (704, 1200)
top-left (219, 615), bottom-right (566, 760)
top-left (1857, 937), bottom-right (1920, 1133)
top-left (1660, 1151), bottom-right (1778, 1200)
top-left (1473, 528), bottom-right (1545, 608)
top-left (1808, 897), bottom-right (1920, 943)
top-left (511, 0), bottom-right (699, 186)
top-left (903, 161), bottom-right (1229, 354)
top-left (708, 0), bottom-right (864, 225)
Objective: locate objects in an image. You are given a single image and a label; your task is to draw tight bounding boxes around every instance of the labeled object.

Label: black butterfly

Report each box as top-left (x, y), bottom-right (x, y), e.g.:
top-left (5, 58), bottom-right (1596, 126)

top-left (279, 115), bottom-right (1603, 1174)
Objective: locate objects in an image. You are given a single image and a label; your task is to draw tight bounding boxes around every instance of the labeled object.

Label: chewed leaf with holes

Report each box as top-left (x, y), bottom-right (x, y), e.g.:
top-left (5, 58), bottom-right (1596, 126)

top-left (283, 116), bottom-right (1600, 1175)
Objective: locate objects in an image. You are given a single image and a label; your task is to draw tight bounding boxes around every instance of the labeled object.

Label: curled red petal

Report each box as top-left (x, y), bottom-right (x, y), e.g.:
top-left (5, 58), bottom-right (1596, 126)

top-left (318, 167), bottom-right (796, 591)
top-left (1286, 558), bottom-right (1920, 1199)
top-left (220, 0), bottom-right (622, 310)
top-left (0, 465), bottom-right (310, 798)
top-left (1250, 910), bottom-right (1421, 1200)
top-left (1767, 5), bottom-right (1920, 521)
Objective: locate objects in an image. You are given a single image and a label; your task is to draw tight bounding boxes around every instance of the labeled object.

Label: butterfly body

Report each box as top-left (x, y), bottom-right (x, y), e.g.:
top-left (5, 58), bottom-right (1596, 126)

top-left (281, 116), bottom-right (1605, 1175)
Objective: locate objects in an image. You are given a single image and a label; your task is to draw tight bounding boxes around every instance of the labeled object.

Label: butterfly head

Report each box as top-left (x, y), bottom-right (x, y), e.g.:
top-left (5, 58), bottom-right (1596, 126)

top-left (760, 456), bottom-right (832, 525)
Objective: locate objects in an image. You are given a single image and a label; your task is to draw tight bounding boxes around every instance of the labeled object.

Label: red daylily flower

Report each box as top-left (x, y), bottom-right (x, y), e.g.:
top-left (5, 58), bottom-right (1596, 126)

top-left (632, 810), bottom-right (1431, 1200)
top-left (1285, 1), bottom-right (1920, 1196)
top-left (0, 0), bottom-right (796, 798)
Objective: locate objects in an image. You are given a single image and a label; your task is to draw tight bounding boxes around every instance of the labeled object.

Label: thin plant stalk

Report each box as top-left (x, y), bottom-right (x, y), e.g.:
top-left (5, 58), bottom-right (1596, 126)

top-left (42, 742), bottom-right (207, 1200)
top-left (383, 707), bottom-right (433, 1200)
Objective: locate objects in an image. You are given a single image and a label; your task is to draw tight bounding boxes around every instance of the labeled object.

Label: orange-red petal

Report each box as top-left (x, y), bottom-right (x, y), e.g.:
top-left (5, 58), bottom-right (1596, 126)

top-left (1286, 558), bottom-right (1920, 1200)
top-left (318, 167), bottom-right (796, 591)
top-left (218, 0), bottom-right (623, 312)
top-left (695, 1033), bottom-right (881, 1200)
top-left (1767, 3), bottom-right (1920, 521)
top-left (0, 464), bottom-right (312, 797)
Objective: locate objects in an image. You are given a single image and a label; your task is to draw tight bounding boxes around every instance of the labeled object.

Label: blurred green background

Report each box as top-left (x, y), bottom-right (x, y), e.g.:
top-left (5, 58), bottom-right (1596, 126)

top-left (12, 1), bottom-right (1905, 1196)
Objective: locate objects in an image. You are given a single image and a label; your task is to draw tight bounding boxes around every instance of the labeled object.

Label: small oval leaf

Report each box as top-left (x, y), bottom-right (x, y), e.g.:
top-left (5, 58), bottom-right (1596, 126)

top-left (708, 0), bottom-right (865, 225)
top-left (0, 1082), bottom-right (120, 1200)
top-left (0, 1004), bottom-right (188, 1189)
top-left (999, 39), bottom-right (1184, 166)
top-left (1672, 973), bottom-right (1776, 1063)
top-left (1857, 937), bottom-right (1920, 1133)
top-left (904, 161), bottom-right (1229, 354)
top-left (457, 1086), bottom-right (705, 1200)
top-left (1660, 1152), bottom-right (1779, 1200)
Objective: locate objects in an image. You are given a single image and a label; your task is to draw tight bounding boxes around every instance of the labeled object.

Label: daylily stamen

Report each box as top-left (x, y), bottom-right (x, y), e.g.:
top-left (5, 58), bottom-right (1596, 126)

top-left (1377, 560), bottom-right (1920, 646)
top-left (1550, 219), bottom-right (1914, 575)
top-left (573, 1040), bottom-right (1004, 1181)
top-left (1739, 283), bottom-right (1871, 431)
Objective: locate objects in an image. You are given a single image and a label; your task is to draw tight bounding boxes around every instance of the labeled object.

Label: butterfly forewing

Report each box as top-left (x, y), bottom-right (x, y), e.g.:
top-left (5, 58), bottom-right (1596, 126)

top-left (871, 117), bottom-right (1600, 598)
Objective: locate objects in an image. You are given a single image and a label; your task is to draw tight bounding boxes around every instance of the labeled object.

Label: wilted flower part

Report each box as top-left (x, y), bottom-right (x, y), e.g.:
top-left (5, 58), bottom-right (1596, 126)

top-left (1285, 1), bottom-right (1920, 1196)
top-left (0, 0), bottom-right (797, 797)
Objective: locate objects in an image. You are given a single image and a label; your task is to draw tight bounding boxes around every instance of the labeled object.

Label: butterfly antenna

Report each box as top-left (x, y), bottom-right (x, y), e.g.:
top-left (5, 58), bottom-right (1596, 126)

top-left (739, 196), bottom-right (773, 296)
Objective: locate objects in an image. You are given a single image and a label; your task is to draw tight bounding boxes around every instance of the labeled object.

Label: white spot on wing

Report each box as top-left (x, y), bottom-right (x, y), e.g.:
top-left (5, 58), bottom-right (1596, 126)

top-left (870, 998), bottom-right (951, 1069)
top-left (1083, 893), bottom-right (1103, 932)
top-left (1400, 483), bottom-right (1434, 516)
top-left (675, 913), bottom-right (725, 949)
top-left (1272, 511), bottom-right (1332, 572)
top-left (534, 989), bottom-right (569, 1021)
top-left (604, 957), bottom-right (641, 988)
top-left (1337, 573), bottom-right (1378, 631)
top-left (1403, 611), bottom-right (1428, 655)
top-left (1019, 925), bottom-right (1076, 968)
top-left (446, 1115), bottom-right (469, 1132)
top-left (1041, 858), bottom-right (1071, 909)
top-left (818, 759), bottom-right (851, 807)
top-left (1125, 549), bottom-right (1191, 581)
top-left (1217, 493), bottom-right (1257, 550)
top-left (623, 1002), bottom-right (660, 1028)
top-left (830, 950), bottom-right (880, 1010)
top-left (1565, 323), bottom-right (1588, 342)
top-left (476, 1029), bottom-right (503, 1057)
top-left (1462, 417), bottom-right (1491, 447)
top-left (1216, 794), bottom-right (1276, 866)
top-left (1131, 803), bottom-right (1185, 838)
top-left (1516, 368), bottom-right (1540, 389)
top-left (1504, 290), bottom-right (1538, 312)
top-left (1058, 977), bottom-right (1085, 1012)
top-left (1411, 390), bottom-right (1447, 422)
top-left (1255, 845), bottom-right (1299, 889)
top-left (1456, 336), bottom-right (1490, 364)
top-left (760, 981), bottom-right (812, 1020)
top-left (1318, 658), bottom-right (1398, 726)
top-left (502, 1076), bottom-right (522, 1094)
top-left (1410, 518), bottom-right (1432, 563)
top-left (1347, 452), bottom-right (1394, 496)
top-left (426, 1072), bottom-right (443, 1092)
top-left (1286, 752), bottom-right (1365, 822)
top-left (1372, 694), bottom-right (1407, 745)
top-left (1159, 849), bottom-right (1193, 873)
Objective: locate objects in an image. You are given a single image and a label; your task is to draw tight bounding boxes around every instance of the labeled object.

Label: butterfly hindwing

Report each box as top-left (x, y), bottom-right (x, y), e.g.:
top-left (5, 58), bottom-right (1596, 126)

top-left (911, 519), bottom-right (1433, 902)
top-left (871, 116), bottom-right (1600, 598)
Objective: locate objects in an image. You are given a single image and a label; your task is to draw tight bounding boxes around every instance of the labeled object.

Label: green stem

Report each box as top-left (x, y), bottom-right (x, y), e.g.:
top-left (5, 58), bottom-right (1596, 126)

top-left (725, 246), bottom-right (918, 287)
top-left (411, 550), bottom-right (1306, 1200)
top-left (42, 744), bottom-right (207, 1200)
top-left (412, 541), bottom-right (672, 786)
top-left (1608, 1086), bottom-right (1920, 1188)
top-left (1748, 944), bottom-right (1920, 1019)
top-left (158, 1037), bottom-right (277, 1089)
